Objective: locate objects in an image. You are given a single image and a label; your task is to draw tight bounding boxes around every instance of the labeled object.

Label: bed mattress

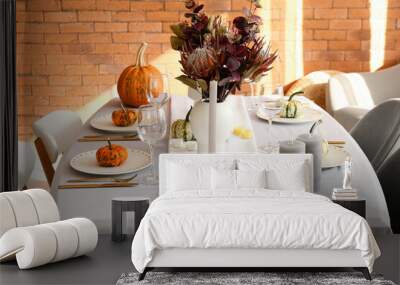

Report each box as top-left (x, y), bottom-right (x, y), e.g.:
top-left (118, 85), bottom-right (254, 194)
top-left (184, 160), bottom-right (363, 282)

top-left (131, 190), bottom-right (380, 273)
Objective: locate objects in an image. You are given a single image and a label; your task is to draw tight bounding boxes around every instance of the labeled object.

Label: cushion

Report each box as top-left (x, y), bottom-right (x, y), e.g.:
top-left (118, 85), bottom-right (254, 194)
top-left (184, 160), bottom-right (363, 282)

top-left (24, 189), bottom-right (60, 224)
top-left (212, 168), bottom-right (236, 191)
top-left (237, 158), bottom-right (310, 192)
top-left (0, 189), bottom-right (59, 238)
top-left (167, 162), bottom-right (212, 191)
top-left (285, 70), bottom-right (342, 110)
top-left (1, 192), bottom-right (39, 227)
top-left (0, 196), bottom-right (16, 237)
top-left (236, 169), bottom-right (267, 189)
top-left (266, 163), bottom-right (308, 191)
top-left (0, 218), bottom-right (97, 269)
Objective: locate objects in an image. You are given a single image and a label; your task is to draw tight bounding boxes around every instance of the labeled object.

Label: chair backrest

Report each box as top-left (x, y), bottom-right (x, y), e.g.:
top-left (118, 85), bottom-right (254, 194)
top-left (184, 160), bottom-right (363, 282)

top-left (32, 110), bottom-right (82, 185)
top-left (327, 64), bottom-right (400, 113)
top-left (0, 189), bottom-right (60, 237)
top-left (159, 154), bottom-right (313, 195)
top-left (18, 141), bottom-right (35, 190)
top-left (350, 99), bottom-right (400, 171)
top-left (285, 70), bottom-right (342, 109)
top-left (377, 148), bottom-right (400, 234)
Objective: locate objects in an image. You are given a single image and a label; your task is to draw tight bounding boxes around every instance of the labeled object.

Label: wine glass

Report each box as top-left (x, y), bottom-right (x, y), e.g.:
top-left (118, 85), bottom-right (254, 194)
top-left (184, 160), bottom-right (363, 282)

top-left (147, 74), bottom-right (170, 108)
top-left (137, 104), bottom-right (167, 185)
top-left (274, 55), bottom-right (284, 100)
top-left (259, 107), bottom-right (281, 154)
top-left (245, 79), bottom-right (258, 111)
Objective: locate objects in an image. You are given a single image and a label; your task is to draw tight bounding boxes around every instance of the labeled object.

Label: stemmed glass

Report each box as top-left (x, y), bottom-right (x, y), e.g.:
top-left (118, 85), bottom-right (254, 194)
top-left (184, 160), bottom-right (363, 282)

top-left (137, 104), bottom-right (167, 185)
top-left (147, 74), bottom-right (170, 108)
top-left (259, 107), bottom-right (281, 154)
top-left (245, 79), bottom-right (258, 111)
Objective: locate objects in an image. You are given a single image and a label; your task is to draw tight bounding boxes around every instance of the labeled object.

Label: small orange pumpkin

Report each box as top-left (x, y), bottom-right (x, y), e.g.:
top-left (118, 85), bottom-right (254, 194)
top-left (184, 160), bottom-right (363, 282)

top-left (112, 109), bottom-right (137, 127)
top-left (117, 42), bottom-right (162, 107)
top-left (96, 141), bottom-right (128, 167)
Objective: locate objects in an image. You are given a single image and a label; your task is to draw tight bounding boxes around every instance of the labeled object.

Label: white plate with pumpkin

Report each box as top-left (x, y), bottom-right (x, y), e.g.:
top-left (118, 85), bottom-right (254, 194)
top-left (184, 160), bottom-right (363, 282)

top-left (90, 109), bottom-right (138, 134)
top-left (257, 91), bottom-right (322, 124)
top-left (70, 144), bottom-right (151, 175)
top-left (257, 106), bottom-right (322, 124)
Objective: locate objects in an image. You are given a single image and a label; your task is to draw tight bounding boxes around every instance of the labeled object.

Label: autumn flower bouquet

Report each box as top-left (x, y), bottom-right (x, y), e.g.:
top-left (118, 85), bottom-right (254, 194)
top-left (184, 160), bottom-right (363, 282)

top-left (171, 0), bottom-right (277, 102)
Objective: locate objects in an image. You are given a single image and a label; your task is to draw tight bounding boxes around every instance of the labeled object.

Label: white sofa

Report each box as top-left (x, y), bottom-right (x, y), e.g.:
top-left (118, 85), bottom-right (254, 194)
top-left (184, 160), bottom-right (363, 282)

top-left (327, 64), bottom-right (400, 131)
top-left (0, 189), bottom-right (98, 269)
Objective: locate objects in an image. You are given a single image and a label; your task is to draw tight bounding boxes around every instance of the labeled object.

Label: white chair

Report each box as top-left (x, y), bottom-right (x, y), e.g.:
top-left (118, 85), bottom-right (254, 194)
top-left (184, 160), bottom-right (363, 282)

top-left (327, 64), bottom-right (400, 130)
top-left (32, 111), bottom-right (82, 186)
top-left (0, 189), bottom-right (97, 269)
top-left (350, 99), bottom-right (400, 172)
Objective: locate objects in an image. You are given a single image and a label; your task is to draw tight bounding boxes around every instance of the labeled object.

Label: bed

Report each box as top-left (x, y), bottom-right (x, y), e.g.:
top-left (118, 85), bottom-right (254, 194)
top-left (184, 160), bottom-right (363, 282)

top-left (131, 154), bottom-right (380, 280)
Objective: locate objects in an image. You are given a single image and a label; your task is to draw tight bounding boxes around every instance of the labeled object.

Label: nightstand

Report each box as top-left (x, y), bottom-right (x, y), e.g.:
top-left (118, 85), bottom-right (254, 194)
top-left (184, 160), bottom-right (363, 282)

top-left (112, 197), bottom-right (150, 242)
top-left (333, 199), bottom-right (366, 218)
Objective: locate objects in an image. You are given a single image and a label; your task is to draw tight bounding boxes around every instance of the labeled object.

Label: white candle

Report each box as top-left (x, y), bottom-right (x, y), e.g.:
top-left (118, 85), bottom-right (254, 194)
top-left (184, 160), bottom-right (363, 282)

top-left (209, 80), bottom-right (218, 153)
top-left (297, 133), bottom-right (323, 192)
top-left (279, 140), bottom-right (306, 154)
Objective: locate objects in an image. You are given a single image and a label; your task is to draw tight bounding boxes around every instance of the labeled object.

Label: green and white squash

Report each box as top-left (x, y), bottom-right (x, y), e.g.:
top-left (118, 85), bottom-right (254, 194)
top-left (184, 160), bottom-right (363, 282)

top-left (280, 91), bottom-right (304, 118)
top-left (171, 106), bottom-right (194, 141)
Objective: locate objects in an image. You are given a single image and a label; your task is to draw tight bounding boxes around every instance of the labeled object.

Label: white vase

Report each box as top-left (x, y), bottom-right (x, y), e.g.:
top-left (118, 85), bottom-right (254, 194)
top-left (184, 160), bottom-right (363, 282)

top-left (190, 97), bottom-right (234, 153)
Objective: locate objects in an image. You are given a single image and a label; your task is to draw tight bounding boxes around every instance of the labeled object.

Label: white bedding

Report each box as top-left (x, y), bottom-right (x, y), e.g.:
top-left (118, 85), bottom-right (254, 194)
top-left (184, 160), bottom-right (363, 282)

top-left (131, 190), bottom-right (380, 273)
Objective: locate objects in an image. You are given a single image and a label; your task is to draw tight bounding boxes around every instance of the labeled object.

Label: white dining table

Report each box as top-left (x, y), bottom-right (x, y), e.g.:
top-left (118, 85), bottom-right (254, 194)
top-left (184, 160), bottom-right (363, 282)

top-left (53, 95), bottom-right (391, 234)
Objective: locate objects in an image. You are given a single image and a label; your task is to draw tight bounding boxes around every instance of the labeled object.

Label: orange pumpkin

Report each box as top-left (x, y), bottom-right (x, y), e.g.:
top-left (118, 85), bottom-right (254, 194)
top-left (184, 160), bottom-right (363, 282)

top-left (117, 42), bottom-right (162, 107)
top-left (96, 141), bottom-right (128, 167)
top-left (112, 109), bottom-right (137, 127)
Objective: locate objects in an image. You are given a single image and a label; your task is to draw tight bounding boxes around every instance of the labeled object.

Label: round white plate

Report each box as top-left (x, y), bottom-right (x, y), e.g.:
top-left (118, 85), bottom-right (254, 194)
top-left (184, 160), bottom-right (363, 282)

top-left (322, 145), bottom-right (349, 169)
top-left (260, 94), bottom-right (282, 102)
top-left (260, 102), bottom-right (281, 110)
top-left (90, 111), bottom-right (137, 133)
top-left (256, 106), bottom-right (322, 124)
top-left (70, 148), bottom-right (151, 175)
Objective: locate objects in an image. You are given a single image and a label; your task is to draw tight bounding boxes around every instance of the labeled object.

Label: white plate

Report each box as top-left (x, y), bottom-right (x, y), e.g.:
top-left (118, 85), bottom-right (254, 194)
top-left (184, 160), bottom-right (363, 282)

top-left (260, 94), bottom-right (283, 102)
top-left (260, 101), bottom-right (281, 110)
top-left (70, 148), bottom-right (151, 175)
top-left (322, 145), bottom-right (349, 169)
top-left (90, 111), bottom-right (137, 133)
top-left (256, 106), bottom-right (322, 124)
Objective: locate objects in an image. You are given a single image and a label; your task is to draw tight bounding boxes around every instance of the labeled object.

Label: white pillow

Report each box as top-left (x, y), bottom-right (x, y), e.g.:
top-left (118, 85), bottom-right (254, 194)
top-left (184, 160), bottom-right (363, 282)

top-left (236, 169), bottom-right (267, 189)
top-left (212, 168), bottom-right (237, 191)
top-left (266, 163), bottom-right (308, 191)
top-left (167, 163), bottom-right (212, 191)
top-left (237, 159), bottom-right (310, 192)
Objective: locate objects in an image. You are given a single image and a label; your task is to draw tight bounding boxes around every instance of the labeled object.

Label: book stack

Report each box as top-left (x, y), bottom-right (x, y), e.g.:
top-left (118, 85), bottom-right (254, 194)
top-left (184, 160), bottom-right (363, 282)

top-left (332, 188), bottom-right (358, 200)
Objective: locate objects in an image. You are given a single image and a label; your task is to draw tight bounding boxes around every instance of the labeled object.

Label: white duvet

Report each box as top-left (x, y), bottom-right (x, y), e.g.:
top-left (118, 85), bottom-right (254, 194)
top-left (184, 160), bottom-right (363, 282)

top-left (131, 190), bottom-right (380, 273)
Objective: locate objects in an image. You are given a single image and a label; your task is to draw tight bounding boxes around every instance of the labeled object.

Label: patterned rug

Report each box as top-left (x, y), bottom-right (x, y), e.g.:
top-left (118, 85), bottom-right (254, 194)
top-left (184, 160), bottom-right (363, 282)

top-left (116, 271), bottom-right (396, 285)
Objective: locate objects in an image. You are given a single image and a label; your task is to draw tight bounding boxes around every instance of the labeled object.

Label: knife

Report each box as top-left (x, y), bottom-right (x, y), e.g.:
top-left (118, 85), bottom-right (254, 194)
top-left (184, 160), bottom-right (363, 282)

top-left (83, 134), bottom-right (137, 139)
top-left (66, 174), bottom-right (137, 183)
top-left (58, 182), bottom-right (138, 189)
top-left (78, 135), bottom-right (139, 142)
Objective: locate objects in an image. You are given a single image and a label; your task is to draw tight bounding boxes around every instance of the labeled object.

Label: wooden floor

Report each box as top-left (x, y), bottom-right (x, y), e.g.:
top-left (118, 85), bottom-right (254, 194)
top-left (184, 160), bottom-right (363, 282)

top-left (0, 235), bottom-right (133, 285)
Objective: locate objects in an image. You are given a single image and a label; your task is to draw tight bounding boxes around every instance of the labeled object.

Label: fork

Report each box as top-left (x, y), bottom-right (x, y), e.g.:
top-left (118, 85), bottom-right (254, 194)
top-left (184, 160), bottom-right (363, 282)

top-left (66, 173), bottom-right (138, 183)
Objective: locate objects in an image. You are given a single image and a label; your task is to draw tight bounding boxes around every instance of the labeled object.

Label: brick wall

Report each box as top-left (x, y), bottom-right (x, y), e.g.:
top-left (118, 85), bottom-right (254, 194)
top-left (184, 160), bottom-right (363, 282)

top-left (16, 0), bottom-right (400, 138)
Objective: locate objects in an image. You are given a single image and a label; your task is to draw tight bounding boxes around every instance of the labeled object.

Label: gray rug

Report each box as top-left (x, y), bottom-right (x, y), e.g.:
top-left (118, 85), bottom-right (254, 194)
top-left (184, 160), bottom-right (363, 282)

top-left (116, 272), bottom-right (396, 285)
